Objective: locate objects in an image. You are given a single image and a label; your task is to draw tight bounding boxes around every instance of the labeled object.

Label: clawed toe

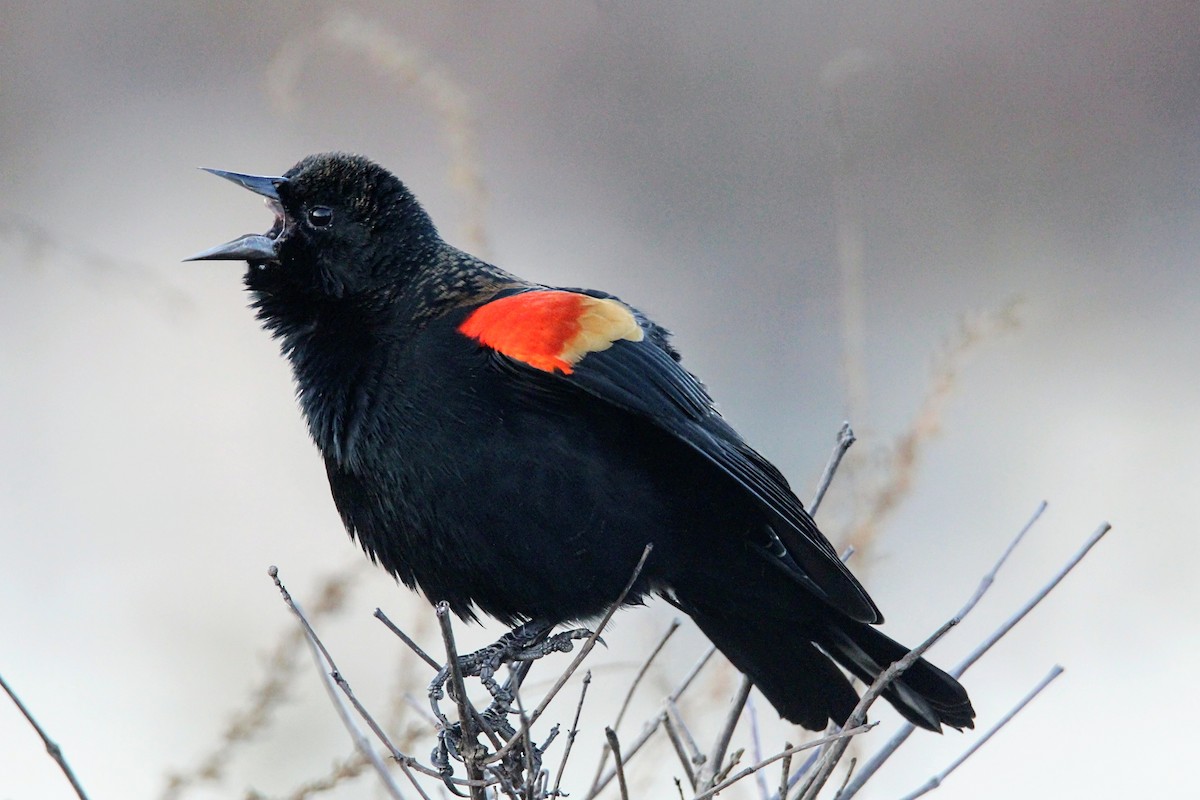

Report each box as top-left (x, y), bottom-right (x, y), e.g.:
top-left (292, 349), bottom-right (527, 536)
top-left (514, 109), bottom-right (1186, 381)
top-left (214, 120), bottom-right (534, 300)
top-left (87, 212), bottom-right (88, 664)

top-left (425, 619), bottom-right (596, 787)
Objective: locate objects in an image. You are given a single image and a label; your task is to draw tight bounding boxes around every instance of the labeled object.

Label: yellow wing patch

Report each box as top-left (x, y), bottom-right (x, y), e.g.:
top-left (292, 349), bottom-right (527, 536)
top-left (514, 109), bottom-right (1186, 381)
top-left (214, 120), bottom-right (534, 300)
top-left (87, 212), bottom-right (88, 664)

top-left (459, 290), bottom-right (644, 374)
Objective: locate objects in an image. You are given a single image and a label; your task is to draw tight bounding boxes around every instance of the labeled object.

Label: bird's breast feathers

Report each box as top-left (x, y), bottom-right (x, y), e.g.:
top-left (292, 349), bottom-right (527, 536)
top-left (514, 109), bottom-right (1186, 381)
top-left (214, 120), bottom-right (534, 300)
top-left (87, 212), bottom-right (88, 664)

top-left (458, 290), bottom-right (644, 374)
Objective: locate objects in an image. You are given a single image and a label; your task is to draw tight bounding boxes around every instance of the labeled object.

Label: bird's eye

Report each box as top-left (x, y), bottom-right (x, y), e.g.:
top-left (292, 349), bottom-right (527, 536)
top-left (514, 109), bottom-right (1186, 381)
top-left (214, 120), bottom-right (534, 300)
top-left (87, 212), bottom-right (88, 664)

top-left (307, 206), bottom-right (334, 228)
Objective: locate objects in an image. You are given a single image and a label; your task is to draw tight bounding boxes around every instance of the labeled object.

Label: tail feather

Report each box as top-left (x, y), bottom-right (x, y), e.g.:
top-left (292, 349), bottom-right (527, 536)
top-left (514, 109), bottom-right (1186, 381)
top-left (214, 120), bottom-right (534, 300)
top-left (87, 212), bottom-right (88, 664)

top-left (677, 593), bottom-right (975, 732)
top-left (818, 620), bottom-right (975, 731)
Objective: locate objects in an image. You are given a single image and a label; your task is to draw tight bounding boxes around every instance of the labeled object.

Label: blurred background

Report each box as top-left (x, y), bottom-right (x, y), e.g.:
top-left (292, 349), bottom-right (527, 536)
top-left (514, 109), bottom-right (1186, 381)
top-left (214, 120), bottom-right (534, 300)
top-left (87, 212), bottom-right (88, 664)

top-left (2, 2), bottom-right (1197, 797)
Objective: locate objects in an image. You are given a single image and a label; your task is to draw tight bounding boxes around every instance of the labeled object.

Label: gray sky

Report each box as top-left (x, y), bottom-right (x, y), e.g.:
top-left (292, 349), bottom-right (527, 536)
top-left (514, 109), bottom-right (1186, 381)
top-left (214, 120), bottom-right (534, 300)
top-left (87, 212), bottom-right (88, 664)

top-left (2, 2), bottom-right (1197, 797)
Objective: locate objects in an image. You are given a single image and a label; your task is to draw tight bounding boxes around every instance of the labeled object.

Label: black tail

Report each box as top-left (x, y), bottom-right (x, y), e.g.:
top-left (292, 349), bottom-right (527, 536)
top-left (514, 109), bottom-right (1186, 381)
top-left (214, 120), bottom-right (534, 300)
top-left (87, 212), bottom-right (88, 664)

top-left (677, 593), bottom-right (975, 732)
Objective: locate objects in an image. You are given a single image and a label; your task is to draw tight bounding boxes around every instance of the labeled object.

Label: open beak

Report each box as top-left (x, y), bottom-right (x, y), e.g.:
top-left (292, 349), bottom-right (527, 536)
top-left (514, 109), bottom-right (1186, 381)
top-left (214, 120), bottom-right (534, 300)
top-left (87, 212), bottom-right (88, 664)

top-left (184, 169), bottom-right (287, 263)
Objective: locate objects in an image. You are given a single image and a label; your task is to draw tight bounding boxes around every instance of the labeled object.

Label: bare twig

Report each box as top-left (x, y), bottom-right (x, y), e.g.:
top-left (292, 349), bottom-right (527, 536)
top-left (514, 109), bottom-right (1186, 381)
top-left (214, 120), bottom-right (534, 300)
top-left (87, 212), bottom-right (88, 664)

top-left (838, 515), bottom-right (1109, 800)
top-left (695, 675), bottom-right (753, 789)
top-left (376, 608), bottom-right (443, 671)
top-left (606, 727), bottom-right (631, 800)
top-left (696, 422), bottom-right (859, 791)
top-left (584, 638), bottom-right (721, 799)
top-left (747, 698), bottom-right (770, 800)
top-left (614, 618), bottom-right (681, 732)
top-left (268, 566), bottom-right (419, 799)
top-left (0, 671), bottom-right (91, 800)
top-left (484, 544), bottom-right (654, 768)
top-left (897, 666), bottom-right (1064, 800)
top-left (952, 523), bottom-right (1109, 678)
top-left (299, 631), bottom-right (412, 800)
top-left (435, 603), bottom-right (487, 799)
top-left (691, 725), bottom-right (875, 800)
top-left (550, 670), bottom-right (592, 797)
top-left (778, 746), bottom-right (793, 800)
top-left (796, 617), bottom-right (956, 799)
top-left (811, 421), bottom-right (856, 515)
top-left (671, 645), bottom-right (718, 703)
top-left (589, 618), bottom-right (682, 790)
top-left (270, 568), bottom-right (489, 794)
top-left (662, 710), bottom-right (699, 788)
top-left (798, 509), bottom-right (1054, 799)
top-left (666, 699), bottom-right (704, 769)
top-left (163, 566), bottom-right (359, 799)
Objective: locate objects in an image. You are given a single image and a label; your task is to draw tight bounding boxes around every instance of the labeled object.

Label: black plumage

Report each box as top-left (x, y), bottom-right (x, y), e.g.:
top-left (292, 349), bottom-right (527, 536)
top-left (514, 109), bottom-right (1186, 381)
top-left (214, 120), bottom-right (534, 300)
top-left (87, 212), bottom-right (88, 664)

top-left (189, 152), bottom-right (974, 732)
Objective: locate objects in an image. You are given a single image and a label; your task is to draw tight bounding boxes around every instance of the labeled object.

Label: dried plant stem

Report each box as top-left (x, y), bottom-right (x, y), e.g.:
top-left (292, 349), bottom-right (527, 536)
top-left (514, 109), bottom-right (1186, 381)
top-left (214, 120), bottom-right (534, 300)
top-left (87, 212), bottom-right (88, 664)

top-left (662, 710), bottom-right (699, 787)
top-left (435, 602), bottom-right (487, 799)
top-left (485, 544), bottom-right (654, 767)
top-left (796, 618), bottom-right (956, 800)
top-left (697, 422), bottom-right (858, 791)
top-left (838, 516), bottom-right (1110, 800)
top-left (897, 666), bottom-right (1064, 800)
top-left (588, 619), bottom-right (683, 789)
top-left (550, 670), bottom-right (592, 797)
top-left (376, 608), bottom-right (443, 671)
top-left (691, 725), bottom-right (874, 800)
top-left (614, 618), bottom-right (681, 732)
top-left (269, 567), bottom-right (489, 794)
top-left (605, 727), bottom-right (631, 800)
top-left (695, 676), bottom-right (753, 790)
top-left (952, 522), bottom-right (1109, 678)
top-left (163, 566), bottom-right (359, 799)
top-left (778, 746), bottom-right (794, 800)
top-left (811, 421), bottom-right (856, 515)
top-left (299, 632), bottom-right (414, 800)
top-left (0, 671), bottom-right (91, 800)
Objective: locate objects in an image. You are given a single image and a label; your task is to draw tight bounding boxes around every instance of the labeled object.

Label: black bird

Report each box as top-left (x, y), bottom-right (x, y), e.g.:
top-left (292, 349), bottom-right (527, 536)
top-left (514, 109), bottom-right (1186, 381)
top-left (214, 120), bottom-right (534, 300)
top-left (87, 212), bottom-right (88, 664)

top-left (189, 153), bottom-right (974, 732)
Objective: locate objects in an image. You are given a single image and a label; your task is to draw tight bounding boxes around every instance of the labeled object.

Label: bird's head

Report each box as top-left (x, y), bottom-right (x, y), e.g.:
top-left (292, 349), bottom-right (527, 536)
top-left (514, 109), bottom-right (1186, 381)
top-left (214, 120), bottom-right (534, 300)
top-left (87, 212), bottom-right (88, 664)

top-left (187, 152), bottom-right (440, 299)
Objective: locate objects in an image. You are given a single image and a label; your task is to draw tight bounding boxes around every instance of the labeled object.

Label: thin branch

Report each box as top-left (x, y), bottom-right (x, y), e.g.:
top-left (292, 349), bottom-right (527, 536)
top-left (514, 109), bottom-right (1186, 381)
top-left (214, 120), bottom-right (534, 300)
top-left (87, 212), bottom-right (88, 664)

top-left (585, 640), bottom-right (717, 800)
top-left (163, 566), bottom-right (360, 799)
top-left (695, 675), bottom-right (753, 789)
top-left (376, 608), bottom-right (443, 671)
top-left (0, 671), bottom-right (91, 800)
top-left (952, 522), bottom-right (1109, 678)
top-left (605, 727), bottom-right (631, 800)
top-left (614, 618), bottom-right (681, 732)
top-left (838, 514), bottom-right (1109, 800)
top-left (666, 699), bottom-right (704, 769)
top-left (662, 710), bottom-right (699, 788)
top-left (550, 670), bottom-right (592, 797)
top-left (690, 725), bottom-right (875, 800)
top-left (268, 566), bottom-right (418, 799)
top-left (778, 746), bottom-right (793, 800)
top-left (588, 618), bottom-right (682, 791)
top-left (811, 421), bottom-right (856, 515)
top-left (747, 698), bottom-right (770, 800)
top-left (585, 642), bottom-right (715, 800)
top-left (796, 616), bottom-right (956, 800)
top-left (269, 568), bottom-right (489, 793)
top-left (435, 603), bottom-right (487, 799)
top-left (485, 544), bottom-right (654, 767)
top-left (897, 666), bottom-right (1065, 800)
top-left (509, 684), bottom-right (538, 800)
top-left (798, 506), bottom-right (1052, 800)
top-left (671, 645), bottom-right (718, 702)
top-left (299, 631), bottom-right (413, 800)
top-left (696, 422), bottom-right (859, 791)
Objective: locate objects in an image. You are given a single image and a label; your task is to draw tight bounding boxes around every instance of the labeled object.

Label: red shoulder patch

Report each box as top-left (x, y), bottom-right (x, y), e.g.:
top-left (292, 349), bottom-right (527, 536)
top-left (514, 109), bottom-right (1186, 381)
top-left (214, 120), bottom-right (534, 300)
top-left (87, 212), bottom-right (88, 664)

top-left (459, 290), bottom-right (643, 374)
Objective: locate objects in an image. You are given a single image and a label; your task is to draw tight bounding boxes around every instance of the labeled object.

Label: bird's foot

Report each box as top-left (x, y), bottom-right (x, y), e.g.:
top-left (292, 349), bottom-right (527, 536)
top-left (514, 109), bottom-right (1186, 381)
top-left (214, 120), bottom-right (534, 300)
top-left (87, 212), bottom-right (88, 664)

top-left (426, 620), bottom-right (595, 787)
top-left (428, 621), bottom-right (596, 719)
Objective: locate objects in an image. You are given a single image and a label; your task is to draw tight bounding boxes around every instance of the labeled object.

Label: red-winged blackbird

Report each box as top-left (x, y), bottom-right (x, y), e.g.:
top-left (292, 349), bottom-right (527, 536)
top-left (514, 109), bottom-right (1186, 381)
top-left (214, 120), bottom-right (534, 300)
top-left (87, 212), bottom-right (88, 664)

top-left (189, 153), bottom-right (974, 732)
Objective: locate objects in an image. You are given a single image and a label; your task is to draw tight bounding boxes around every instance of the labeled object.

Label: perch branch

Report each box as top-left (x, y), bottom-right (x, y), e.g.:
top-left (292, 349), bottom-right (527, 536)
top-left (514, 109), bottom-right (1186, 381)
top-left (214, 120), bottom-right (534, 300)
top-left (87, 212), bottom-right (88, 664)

top-left (897, 666), bottom-right (1064, 800)
top-left (838, 515), bottom-right (1109, 799)
top-left (0, 671), bottom-right (91, 800)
